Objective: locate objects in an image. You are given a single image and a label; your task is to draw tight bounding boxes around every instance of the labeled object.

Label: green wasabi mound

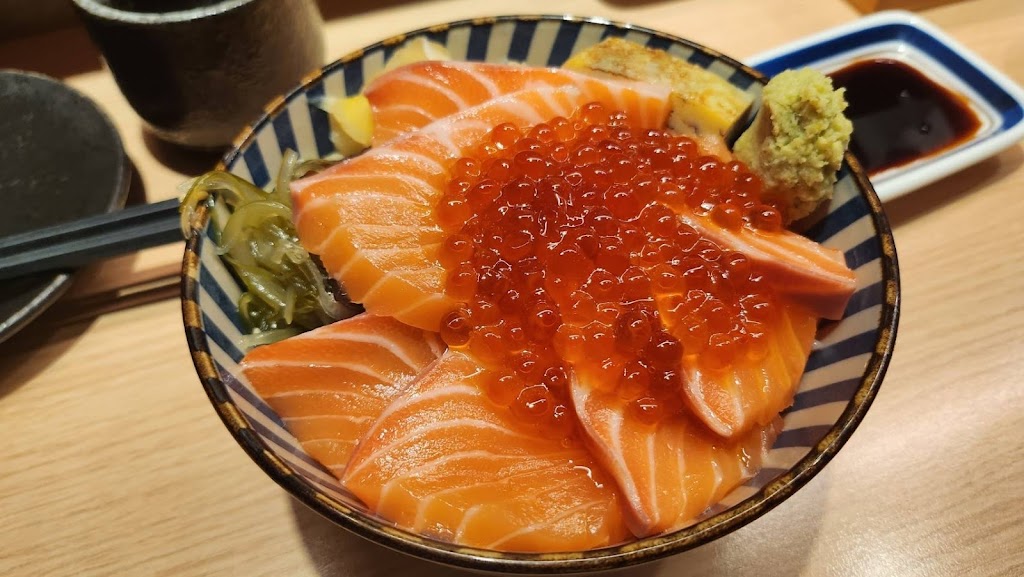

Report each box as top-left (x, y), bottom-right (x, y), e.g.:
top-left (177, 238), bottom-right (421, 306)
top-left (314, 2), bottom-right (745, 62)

top-left (734, 68), bottom-right (853, 223)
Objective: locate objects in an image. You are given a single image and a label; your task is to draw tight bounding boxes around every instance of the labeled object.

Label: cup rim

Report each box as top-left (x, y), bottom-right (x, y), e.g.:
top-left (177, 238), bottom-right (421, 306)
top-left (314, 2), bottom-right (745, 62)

top-left (71, 0), bottom-right (253, 24)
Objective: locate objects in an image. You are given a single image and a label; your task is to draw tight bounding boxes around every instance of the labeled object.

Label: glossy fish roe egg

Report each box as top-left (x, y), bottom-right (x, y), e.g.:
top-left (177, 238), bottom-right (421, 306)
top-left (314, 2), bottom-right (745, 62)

top-left (437, 102), bottom-right (778, 432)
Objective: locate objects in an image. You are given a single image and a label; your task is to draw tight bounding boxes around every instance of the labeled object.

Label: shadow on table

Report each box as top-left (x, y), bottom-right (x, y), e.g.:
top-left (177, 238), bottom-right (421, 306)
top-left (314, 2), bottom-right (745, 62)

top-left (316, 0), bottom-right (418, 21)
top-left (0, 26), bottom-right (103, 79)
top-left (885, 145), bottom-right (1024, 229)
top-left (141, 130), bottom-right (225, 177)
top-left (289, 467), bottom-right (829, 577)
top-left (598, 0), bottom-right (690, 6)
top-left (652, 470), bottom-right (831, 576)
top-left (0, 156), bottom-right (152, 398)
top-left (0, 316), bottom-right (95, 399)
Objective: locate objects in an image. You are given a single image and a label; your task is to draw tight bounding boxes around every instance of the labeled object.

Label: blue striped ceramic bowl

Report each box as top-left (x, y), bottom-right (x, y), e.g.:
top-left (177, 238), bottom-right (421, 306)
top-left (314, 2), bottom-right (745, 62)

top-left (182, 15), bottom-right (899, 573)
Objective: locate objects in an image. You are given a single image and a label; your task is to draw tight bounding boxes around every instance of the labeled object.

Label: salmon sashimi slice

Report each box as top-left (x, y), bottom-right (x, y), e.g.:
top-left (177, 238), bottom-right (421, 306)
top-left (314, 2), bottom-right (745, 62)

top-left (292, 81), bottom-right (671, 332)
top-left (341, 350), bottom-right (632, 552)
top-left (678, 211), bottom-right (856, 320)
top-left (365, 61), bottom-right (587, 145)
top-left (571, 377), bottom-right (778, 537)
top-left (239, 314), bottom-right (444, 473)
top-left (366, 60), bottom-right (730, 156)
top-left (682, 303), bottom-right (818, 438)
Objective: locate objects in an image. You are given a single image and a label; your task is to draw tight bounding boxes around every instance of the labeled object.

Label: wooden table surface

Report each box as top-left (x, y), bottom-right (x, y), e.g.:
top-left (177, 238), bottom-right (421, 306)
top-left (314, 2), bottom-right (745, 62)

top-left (2, 0), bottom-right (1022, 575)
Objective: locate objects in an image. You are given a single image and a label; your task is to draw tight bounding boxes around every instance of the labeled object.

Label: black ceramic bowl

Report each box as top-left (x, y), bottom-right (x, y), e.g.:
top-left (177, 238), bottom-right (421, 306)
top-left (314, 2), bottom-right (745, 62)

top-left (182, 15), bottom-right (899, 573)
top-left (0, 70), bottom-right (129, 342)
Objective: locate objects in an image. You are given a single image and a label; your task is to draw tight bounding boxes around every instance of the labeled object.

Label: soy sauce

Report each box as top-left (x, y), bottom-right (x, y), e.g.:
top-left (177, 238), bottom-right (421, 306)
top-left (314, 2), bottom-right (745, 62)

top-left (829, 58), bottom-right (981, 174)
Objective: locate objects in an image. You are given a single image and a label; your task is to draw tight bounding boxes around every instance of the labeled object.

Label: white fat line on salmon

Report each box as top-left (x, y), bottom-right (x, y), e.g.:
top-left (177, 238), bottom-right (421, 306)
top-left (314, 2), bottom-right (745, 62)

top-left (379, 149), bottom-right (448, 175)
top-left (528, 85), bottom-right (573, 118)
top-left (310, 221), bottom-right (424, 264)
top-left (375, 103), bottom-right (437, 125)
top-left (546, 90), bottom-right (575, 121)
top-left (577, 391), bottom-right (647, 526)
top-left (312, 187), bottom-right (428, 211)
top-left (371, 252), bottom-right (437, 275)
top-left (410, 457), bottom-right (573, 531)
top-left (324, 248), bottom-right (361, 279)
top-left (683, 372), bottom-right (733, 437)
top-left (344, 417), bottom-right (542, 479)
top-left (388, 69), bottom-right (471, 110)
top-left (390, 291), bottom-right (448, 319)
top-left (424, 128), bottom-right (468, 159)
top-left (460, 65), bottom-right (503, 99)
top-left (358, 249), bottom-right (438, 273)
top-left (389, 449), bottom-right (528, 483)
top-left (296, 198), bottom-right (423, 238)
top-left (365, 381), bottom-right (501, 437)
top-left (297, 332), bottom-right (431, 372)
top-left (486, 498), bottom-right (609, 549)
top-left (382, 451), bottom-right (538, 516)
top-left (710, 459), bottom-right (724, 499)
top-left (677, 213), bottom-right (853, 285)
top-left (425, 334), bottom-right (445, 357)
top-left (284, 414), bottom-right (374, 424)
top-left (416, 115), bottom-right (493, 156)
top-left (242, 359), bottom-right (391, 383)
top-left (646, 432), bottom-right (659, 525)
top-left (452, 503), bottom-right (484, 542)
top-left (262, 389), bottom-right (369, 401)
top-left (674, 441), bottom-right (689, 522)
top-left (300, 437), bottom-right (359, 448)
top-left (761, 426), bottom-right (777, 462)
top-left (586, 83), bottom-right (627, 117)
top-left (357, 270), bottom-right (405, 306)
top-left (326, 172), bottom-right (437, 204)
top-left (348, 147), bottom-right (449, 179)
top-left (358, 229), bottom-right (437, 251)
top-left (737, 446), bottom-right (755, 479)
top-left (754, 364), bottom-right (774, 400)
top-left (333, 220), bottom-right (433, 250)
top-left (494, 94), bottom-right (556, 126)
top-left (447, 119), bottom-right (501, 152)
top-left (718, 367), bottom-right (749, 432)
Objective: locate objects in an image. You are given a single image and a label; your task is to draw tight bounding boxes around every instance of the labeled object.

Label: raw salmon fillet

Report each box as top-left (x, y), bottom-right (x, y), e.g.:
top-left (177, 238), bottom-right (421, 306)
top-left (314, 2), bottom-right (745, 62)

top-left (292, 76), bottom-right (671, 332)
top-left (682, 303), bottom-right (819, 438)
top-left (239, 314), bottom-right (444, 472)
top-left (365, 61), bottom-right (589, 145)
top-left (572, 377), bottom-right (778, 537)
top-left (341, 350), bottom-right (632, 552)
top-left (367, 60), bottom-right (735, 156)
top-left (678, 211), bottom-right (856, 320)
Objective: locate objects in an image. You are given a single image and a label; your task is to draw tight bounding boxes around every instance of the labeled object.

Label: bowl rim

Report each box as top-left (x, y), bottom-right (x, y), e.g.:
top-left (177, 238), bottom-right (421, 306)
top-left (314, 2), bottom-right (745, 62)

top-left (181, 13), bottom-right (900, 573)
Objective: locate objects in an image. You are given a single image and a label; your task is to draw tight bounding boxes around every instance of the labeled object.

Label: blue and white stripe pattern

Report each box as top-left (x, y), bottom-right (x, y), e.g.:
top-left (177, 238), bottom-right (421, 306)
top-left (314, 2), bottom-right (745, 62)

top-left (183, 15), bottom-right (898, 569)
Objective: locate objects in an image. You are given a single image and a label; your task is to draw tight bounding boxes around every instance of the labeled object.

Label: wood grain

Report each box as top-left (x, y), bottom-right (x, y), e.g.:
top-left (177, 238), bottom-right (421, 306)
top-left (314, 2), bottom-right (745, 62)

top-left (2, 0), bottom-right (1023, 575)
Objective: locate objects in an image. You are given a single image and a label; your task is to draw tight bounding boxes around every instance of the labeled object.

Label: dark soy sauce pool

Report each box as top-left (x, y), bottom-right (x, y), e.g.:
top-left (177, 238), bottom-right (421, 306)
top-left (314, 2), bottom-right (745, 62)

top-left (829, 58), bottom-right (982, 175)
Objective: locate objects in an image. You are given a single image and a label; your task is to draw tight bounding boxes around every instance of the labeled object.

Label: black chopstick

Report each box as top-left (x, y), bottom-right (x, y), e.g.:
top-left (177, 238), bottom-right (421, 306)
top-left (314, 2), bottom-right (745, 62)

top-left (0, 199), bottom-right (184, 280)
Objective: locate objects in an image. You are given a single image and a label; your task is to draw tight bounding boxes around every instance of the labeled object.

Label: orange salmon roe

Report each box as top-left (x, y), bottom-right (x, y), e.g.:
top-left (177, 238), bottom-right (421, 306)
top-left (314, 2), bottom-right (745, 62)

top-left (437, 102), bottom-right (779, 433)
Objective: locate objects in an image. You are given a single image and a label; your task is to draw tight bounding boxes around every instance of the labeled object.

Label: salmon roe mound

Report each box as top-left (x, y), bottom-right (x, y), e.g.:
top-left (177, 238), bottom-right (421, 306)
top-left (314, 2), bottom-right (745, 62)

top-left (436, 102), bottom-right (783, 435)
